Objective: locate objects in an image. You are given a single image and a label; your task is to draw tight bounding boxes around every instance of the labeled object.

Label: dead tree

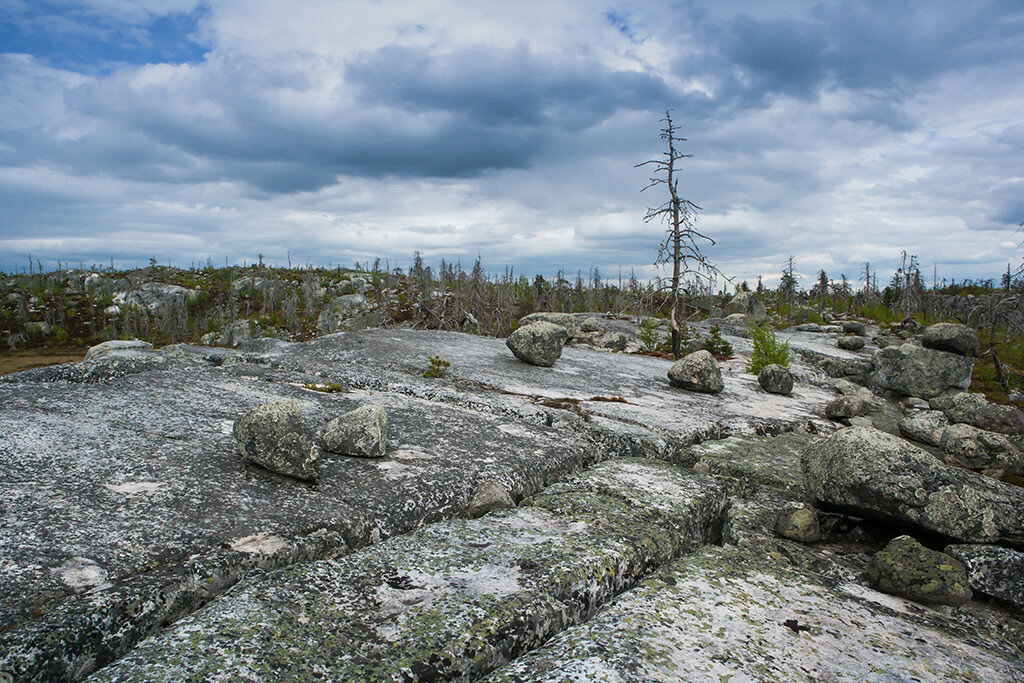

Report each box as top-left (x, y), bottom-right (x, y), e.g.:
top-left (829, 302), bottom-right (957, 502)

top-left (636, 111), bottom-right (721, 358)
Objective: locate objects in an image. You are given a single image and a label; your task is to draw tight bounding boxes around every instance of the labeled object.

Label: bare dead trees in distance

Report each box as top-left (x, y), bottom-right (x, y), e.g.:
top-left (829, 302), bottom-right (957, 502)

top-left (637, 110), bottom-right (723, 358)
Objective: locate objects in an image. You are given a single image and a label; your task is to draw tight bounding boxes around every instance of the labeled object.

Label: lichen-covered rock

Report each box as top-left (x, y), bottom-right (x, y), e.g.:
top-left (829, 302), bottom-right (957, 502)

top-left (898, 410), bottom-right (949, 447)
top-left (757, 364), bottom-right (793, 395)
top-left (825, 394), bottom-right (867, 420)
top-left (867, 535), bottom-right (971, 606)
top-left (872, 343), bottom-right (974, 399)
top-left (322, 404), bottom-right (387, 458)
top-left (945, 544), bottom-right (1024, 609)
top-left (945, 392), bottom-right (1024, 436)
top-left (467, 479), bottom-right (514, 518)
top-left (922, 322), bottom-right (979, 357)
top-left (816, 355), bottom-right (874, 380)
top-left (506, 322), bottom-right (567, 367)
top-left (84, 339), bottom-right (154, 362)
top-left (939, 422), bottom-right (1023, 473)
top-left (837, 335), bottom-right (866, 350)
top-left (842, 320), bottom-right (868, 336)
top-left (724, 291), bottom-right (767, 321)
top-left (517, 312), bottom-right (578, 339)
top-left (774, 502), bottom-right (820, 542)
top-left (801, 426), bottom-right (1024, 546)
top-left (234, 399), bottom-right (319, 480)
top-left (667, 350), bottom-right (723, 394)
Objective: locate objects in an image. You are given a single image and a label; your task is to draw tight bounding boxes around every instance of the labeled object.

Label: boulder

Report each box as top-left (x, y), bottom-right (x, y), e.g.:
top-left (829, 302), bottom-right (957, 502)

top-left (939, 423), bottom-right (1023, 473)
top-left (233, 400), bottom-right (318, 481)
top-left (837, 335), bottom-right (866, 351)
top-left (944, 544), bottom-right (1024, 610)
top-left (467, 479), bottom-right (514, 518)
top-left (842, 320), bottom-right (868, 336)
top-left (518, 312), bottom-right (578, 340)
top-left (84, 339), bottom-right (154, 362)
top-left (792, 323), bottom-right (823, 333)
top-left (897, 410), bottom-right (949, 447)
top-left (506, 322), bottom-right (567, 367)
top-left (758, 364), bottom-right (794, 395)
top-left (24, 322), bottom-right (52, 336)
top-left (871, 343), bottom-right (974, 399)
top-left (825, 395), bottom-right (867, 420)
top-left (724, 292), bottom-right (767, 321)
top-left (322, 404), bottom-right (388, 458)
top-left (816, 356), bottom-right (874, 380)
top-left (801, 426), bottom-right (1024, 546)
top-left (724, 313), bottom-right (748, 326)
top-left (773, 502), bottom-right (820, 543)
top-left (867, 536), bottom-right (971, 606)
top-left (922, 323), bottom-right (979, 357)
top-left (945, 392), bottom-right (1024, 436)
top-left (668, 350), bottom-right (724, 394)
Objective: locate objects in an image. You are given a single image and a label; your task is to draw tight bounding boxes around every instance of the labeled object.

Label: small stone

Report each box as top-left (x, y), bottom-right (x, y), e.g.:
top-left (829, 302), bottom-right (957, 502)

top-left (234, 400), bottom-right (318, 481)
top-left (774, 502), bottom-right (820, 543)
top-left (867, 535), bottom-right (971, 606)
top-left (467, 479), bottom-right (514, 518)
top-left (837, 335), bottom-right (866, 351)
top-left (758, 364), bottom-right (794, 395)
top-left (506, 322), bottom-right (568, 367)
top-left (322, 404), bottom-right (388, 458)
top-left (668, 350), bottom-right (724, 394)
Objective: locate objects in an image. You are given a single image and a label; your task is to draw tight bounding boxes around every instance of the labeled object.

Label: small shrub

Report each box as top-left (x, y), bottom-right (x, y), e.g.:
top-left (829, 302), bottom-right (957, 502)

top-left (304, 382), bottom-right (346, 393)
top-left (746, 324), bottom-right (791, 374)
top-left (703, 324), bottom-right (733, 357)
top-left (423, 355), bottom-right (451, 378)
top-left (52, 326), bottom-right (70, 343)
top-left (638, 319), bottom-right (660, 353)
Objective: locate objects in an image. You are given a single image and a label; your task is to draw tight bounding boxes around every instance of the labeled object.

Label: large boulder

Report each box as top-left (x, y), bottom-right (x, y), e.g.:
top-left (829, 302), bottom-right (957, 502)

top-left (945, 392), bottom-right (1024, 436)
top-left (867, 536), bottom-right (971, 607)
top-left (667, 350), bottom-right (724, 394)
top-left (871, 343), bottom-right (974, 399)
top-left (944, 544), bottom-right (1024, 610)
top-left (724, 291), bottom-right (767, 321)
top-left (801, 426), bottom-right (1024, 546)
top-left (758, 364), bottom-right (794, 395)
top-left (517, 313), bottom-right (578, 340)
top-left (322, 404), bottom-right (388, 458)
top-left (842, 320), bottom-right (868, 336)
top-left (922, 323), bottom-right (979, 357)
top-left (84, 339), bottom-right (154, 362)
top-left (233, 400), bottom-right (319, 481)
top-left (506, 322), bottom-right (567, 367)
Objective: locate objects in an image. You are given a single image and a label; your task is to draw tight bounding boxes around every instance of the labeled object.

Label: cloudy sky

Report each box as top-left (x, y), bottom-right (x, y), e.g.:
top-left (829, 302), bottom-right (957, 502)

top-left (1, 0), bottom-right (1022, 287)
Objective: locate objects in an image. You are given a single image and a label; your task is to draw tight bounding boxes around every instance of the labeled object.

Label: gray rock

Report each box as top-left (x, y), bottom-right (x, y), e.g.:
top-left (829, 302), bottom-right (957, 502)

top-left (867, 535), bottom-right (971, 606)
top-left (518, 312), bottom-right (578, 340)
top-left (668, 350), bottom-right (724, 394)
top-left (579, 316), bottom-right (603, 333)
top-left (332, 293), bottom-right (366, 312)
top-left (724, 291), bottom-right (767, 321)
top-left (801, 426), bottom-right (1024, 546)
top-left (837, 335), bottom-right (866, 351)
top-left (724, 313), bottom-right (748, 326)
top-left (898, 410), bottom-right (949, 447)
top-left (825, 394), bottom-right (867, 420)
top-left (773, 502), bottom-right (820, 542)
top-left (506, 322), bottom-right (567, 367)
top-left (922, 323), bottom-right (979, 357)
top-left (945, 544), bottom-right (1024, 609)
top-left (842, 320), bottom-right (868, 336)
top-left (939, 423), bottom-right (1023, 473)
top-left (832, 379), bottom-right (860, 395)
top-left (817, 356), bottom-right (874, 379)
top-left (467, 479), bottom-right (514, 518)
top-left (234, 400), bottom-right (319, 481)
top-left (103, 305), bottom-right (122, 317)
top-left (789, 307), bottom-right (818, 325)
top-left (322, 404), bottom-right (388, 458)
top-left (871, 343), bottom-right (974, 399)
top-left (945, 392), bottom-right (1024, 436)
top-left (758, 364), bottom-right (794, 395)
top-left (792, 323), bottom-right (823, 332)
top-left (84, 339), bottom-right (154, 362)
top-left (23, 321), bottom-right (52, 336)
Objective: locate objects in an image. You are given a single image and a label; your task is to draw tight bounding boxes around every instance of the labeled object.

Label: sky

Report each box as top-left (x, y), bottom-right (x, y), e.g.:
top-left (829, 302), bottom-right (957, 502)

top-left (1, 0), bottom-right (1023, 288)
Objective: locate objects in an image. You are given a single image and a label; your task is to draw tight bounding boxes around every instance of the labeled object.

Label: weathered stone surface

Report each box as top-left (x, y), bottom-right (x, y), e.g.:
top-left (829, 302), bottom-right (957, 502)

top-left (802, 426), bottom-right (1024, 546)
top-left (758, 363), bottom-right (793, 395)
top-left (485, 542), bottom-right (1024, 682)
top-left (922, 322), bottom-right (979, 356)
top-left (945, 544), bottom-right (1024, 609)
top-left (939, 422), bottom-right (1023, 473)
top-left (945, 391), bottom-right (1024, 436)
top-left (506, 321), bottom-right (567, 367)
top-left (872, 343), bottom-right (974, 399)
top-left (234, 399), bottom-right (319, 480)
top-left (837, 335), bottom-right (866, 350)
top-left (92, 461), bottom-right (727, 681)
top-left (867, 535), bottom-right (971, 606)
top-left (668, 349), bottom-right (724, 394)
top-left (517, 312), bottom-right (578, 339)
top-left (322, 404), bottom-right (388, 458)
top-left (467, 479), bottom-right (514, 518)
top-left (825, 394), bottom-right (867, 420)
top-left (898, 409), bottom-right (950, 447)
top-left (83, 339), bottom-right (154, 362)
top-left (774, 501), bottom-right (821, 542)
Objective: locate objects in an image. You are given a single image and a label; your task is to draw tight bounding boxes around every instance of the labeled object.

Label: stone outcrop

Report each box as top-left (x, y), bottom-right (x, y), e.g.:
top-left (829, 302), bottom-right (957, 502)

top-left (872, 343), bottom-right (974, 399)
top-left (506, 321), bottom-right (567, 367)
top-left (234, 400), bottom-right (319, 481)
top-left (922, 322), bottom-right (979, 357)
top-left (801, 426), bottom-right (1024, 546)
top-left (668, 350), bottom-right (724, 394)
top-left (84, 339), bottom-right (154, 362)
